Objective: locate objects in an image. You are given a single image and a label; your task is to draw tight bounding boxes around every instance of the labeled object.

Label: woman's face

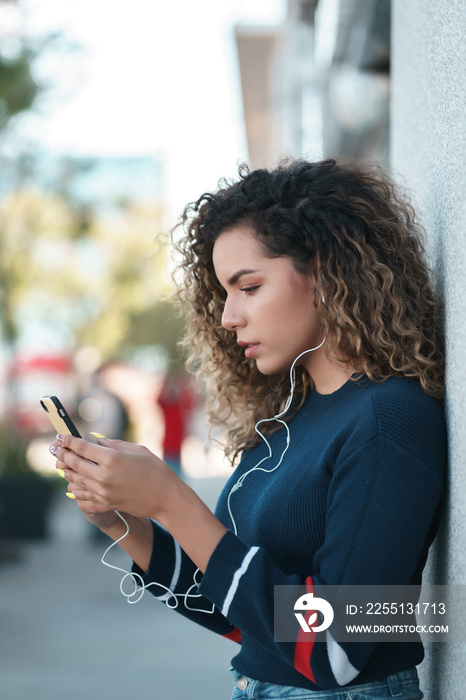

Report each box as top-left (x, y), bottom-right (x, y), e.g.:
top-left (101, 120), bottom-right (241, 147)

top-left (212, 225), bottom-right (324, 376)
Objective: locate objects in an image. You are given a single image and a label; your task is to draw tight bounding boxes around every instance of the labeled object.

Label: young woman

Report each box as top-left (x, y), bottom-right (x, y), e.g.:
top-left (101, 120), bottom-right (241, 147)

top-left (50, 159), bottom-right (447, 699)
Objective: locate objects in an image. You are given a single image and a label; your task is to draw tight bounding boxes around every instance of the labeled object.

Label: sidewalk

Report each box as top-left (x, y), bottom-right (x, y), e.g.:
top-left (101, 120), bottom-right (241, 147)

top-left (0, 476), bottom-right (236, 700)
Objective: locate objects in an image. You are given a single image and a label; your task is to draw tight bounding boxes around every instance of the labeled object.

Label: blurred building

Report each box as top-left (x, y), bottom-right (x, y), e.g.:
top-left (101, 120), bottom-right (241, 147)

top-left (235, 0), bottom-right (390, 166)
top-left (391, 1), bottom-right (466, 697)
top-left (235, 25), bottom-right (284, 169)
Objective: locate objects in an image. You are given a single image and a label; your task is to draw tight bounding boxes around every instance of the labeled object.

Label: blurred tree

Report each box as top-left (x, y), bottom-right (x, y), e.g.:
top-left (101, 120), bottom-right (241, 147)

top-left (0, 0), bottom-right (67, 348)
top-left (0, 4), bottom-right (183, 431)
top-left (0, 189), bottom-right (90, 344)
top-left (0, 1), bottom-right (39, 131)
top-left (0, 190), bottom-right (180, 360)
top-left (126, 301), bottom-right (186, 364)
top-left (75, 200), bottom-right (179, 359)
top-left (0, 189), bottom-right (79, 482)
top-left (0, 45), bottom-right (38, 129)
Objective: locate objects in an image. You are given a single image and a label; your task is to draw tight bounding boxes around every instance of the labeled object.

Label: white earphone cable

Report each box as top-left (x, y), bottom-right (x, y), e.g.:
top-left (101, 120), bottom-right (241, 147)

top-left (100, 336), bottom-right (326, 608)
top-left (227, 337), bottom-right (326, 535)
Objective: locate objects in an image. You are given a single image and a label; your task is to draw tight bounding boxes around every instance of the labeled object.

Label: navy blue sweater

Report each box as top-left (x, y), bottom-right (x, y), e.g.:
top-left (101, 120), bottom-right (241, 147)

top-left (133, 376), bottom-right (447, 690)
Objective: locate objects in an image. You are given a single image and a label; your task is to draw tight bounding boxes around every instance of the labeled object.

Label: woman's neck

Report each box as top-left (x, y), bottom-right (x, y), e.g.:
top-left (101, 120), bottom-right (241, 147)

top-left (303, 346), bottom-right (356, 395)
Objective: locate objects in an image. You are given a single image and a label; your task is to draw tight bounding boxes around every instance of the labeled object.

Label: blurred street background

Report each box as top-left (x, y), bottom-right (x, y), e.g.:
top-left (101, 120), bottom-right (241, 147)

top-left (0, 0), bottom-right (391, 559)
top-left (0, 473), bottom-right (236, 700)
top-left (4, 0), bottom-right (464, 698)
top-left (0, 0), bottom-right (391, 695)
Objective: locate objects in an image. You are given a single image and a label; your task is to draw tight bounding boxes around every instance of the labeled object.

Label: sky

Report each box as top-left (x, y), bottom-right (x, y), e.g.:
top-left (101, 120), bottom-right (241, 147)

top-left (19, 0), bottom-right (286, 217)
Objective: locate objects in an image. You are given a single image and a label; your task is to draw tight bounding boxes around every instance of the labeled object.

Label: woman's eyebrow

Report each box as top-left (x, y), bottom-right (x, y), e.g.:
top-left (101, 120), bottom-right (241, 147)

top-left (227, 268), bottom-right (260, 286)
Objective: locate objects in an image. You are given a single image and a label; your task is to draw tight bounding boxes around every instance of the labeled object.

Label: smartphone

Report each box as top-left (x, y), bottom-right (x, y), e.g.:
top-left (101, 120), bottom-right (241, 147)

top-left (39, 396), bottom-right (81, 438)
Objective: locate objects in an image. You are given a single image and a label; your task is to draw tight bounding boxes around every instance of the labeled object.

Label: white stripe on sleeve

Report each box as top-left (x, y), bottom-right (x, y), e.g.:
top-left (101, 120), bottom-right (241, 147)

top-left (326, 629), bottom-right (359, 686)
top-left (221, 546), bottom-right (260, 617)
top-left (156, 539), bottom-right (182, 602)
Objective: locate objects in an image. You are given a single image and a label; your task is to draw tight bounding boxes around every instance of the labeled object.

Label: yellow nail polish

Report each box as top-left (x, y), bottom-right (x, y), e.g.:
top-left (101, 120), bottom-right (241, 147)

top-left (57, 469), bottom-right (66, 478)
top-left (65, 492), bottom-right (76, 500)
top-left (90, 432), bottom-right (107, 439)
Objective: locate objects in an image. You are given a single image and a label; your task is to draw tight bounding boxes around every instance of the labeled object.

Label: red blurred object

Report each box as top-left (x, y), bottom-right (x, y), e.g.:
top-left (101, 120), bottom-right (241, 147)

top-left (6, 353), bottom-right (75, 432)
top-left (10, 355), bottom-right (72, 375)
top-left (158, 372), bottom-right (197, 474)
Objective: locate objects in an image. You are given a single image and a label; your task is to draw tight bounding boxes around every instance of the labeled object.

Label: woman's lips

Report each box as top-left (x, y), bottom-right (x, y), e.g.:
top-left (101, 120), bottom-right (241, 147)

top-left (244, 343), bottom-right (259, 359)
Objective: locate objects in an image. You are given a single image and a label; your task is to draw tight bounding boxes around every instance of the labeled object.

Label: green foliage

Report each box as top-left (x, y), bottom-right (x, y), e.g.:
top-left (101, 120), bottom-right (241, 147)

top-left (126, 300), bottom-right (187, 364)
top-left (0, 9), bottom-right (181, 364)
top-left (0, 189), bottom-right (181, 361)
top-left (0, 5), bottom-right (73, 134)
top-left (71, 200), bottom-right (177, 358)
top-left (0, 189), bottom-right (90, 343)
top-left (0, 47), bottom-right (39, 129)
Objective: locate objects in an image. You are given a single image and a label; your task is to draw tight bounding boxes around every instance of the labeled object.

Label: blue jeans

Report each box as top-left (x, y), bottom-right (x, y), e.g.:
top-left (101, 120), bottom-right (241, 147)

top-left (230, 668), bottom-right (423, 700)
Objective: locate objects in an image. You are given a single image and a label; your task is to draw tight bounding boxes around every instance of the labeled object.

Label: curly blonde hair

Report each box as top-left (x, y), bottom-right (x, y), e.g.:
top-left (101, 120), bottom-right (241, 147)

top-left (173, 158), bottom-right (445, 463)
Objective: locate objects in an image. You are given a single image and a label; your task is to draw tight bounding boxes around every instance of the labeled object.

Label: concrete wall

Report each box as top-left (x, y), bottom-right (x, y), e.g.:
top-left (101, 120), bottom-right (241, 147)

top-left (391, 1), bottom-right (466, 697)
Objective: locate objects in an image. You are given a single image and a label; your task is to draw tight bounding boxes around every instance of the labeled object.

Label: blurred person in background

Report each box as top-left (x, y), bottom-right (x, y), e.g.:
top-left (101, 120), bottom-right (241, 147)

top-left (76, 361), bottom-right (130, 541)
top-left (157, 370), bottom-right (196, 477)
top-left (78, 361), bottom-right (130, 442)
top-left (50, 159), bottom-right (446, 699)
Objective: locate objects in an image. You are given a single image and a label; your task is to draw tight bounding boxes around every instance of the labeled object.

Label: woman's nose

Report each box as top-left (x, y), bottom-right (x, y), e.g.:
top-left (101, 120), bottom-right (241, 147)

top-left (221, 296), bottom-right (245, 331)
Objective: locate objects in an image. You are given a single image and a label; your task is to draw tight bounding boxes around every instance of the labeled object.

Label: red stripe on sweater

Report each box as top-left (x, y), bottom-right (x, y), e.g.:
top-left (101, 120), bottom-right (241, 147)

top-left (293, 576), bottom-right (316, 682)
top-left (223, 627), bottom-right (242, 643)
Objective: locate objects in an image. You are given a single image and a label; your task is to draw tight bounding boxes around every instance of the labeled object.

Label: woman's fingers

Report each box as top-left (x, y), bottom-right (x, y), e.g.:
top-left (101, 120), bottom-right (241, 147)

top-left (50, 438), bottom-right (110, 483)
top-left (50, 440), bottom-right (104, 495)
top-left (93, 436), bottom-right (149, 455)
top-left (48, 435), bottom-right (158, 519)
top-left (49, 434), bottom-right (148, 476)
top-left (53, 446), bottom-right (92, 477)
top-left (55, 434), bottom-right (107, 464)
top-left (58, 433), bottom-right (147, 457)
top-left (55, 459), bottom-right (67, 479)
top-left (67, 473), bottom-right (106, 504)
top-left (48, 433), bottom-right (170, 519)
top-left (70, 491), bottom-right (113, 514)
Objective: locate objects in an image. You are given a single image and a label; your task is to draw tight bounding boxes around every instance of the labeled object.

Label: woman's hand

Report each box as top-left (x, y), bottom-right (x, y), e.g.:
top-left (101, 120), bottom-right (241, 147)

top-left (50, 434), bottom-right (177, 523)
top-left (82, 510), bottom-right (124, 532)
top-left (50, 433), bottom-right (228, 574)
top-left (53, 444), bottom-right (123, 533)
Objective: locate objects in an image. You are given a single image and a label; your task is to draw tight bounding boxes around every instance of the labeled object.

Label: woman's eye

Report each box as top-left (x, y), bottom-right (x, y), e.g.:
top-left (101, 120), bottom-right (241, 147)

top-left (240, 285), bottom-right (260, 296)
